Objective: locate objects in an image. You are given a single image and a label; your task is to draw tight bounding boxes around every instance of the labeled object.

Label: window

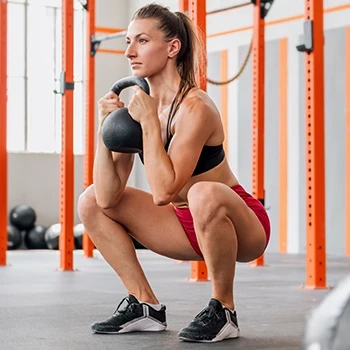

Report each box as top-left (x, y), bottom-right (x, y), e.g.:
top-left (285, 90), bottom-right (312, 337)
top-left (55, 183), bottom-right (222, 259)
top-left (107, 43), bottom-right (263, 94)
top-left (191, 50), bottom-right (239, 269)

top-left (7, 2), bottom-right (25, 152)
top-left (7, 0), bottom-right (86, 154)
top-left (27, 4), bottom-right (56, 152)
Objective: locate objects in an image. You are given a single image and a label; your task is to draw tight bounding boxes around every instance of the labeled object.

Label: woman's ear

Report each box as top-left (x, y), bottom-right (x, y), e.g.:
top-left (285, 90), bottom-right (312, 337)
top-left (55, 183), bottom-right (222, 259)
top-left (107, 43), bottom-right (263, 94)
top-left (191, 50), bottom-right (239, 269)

top-left (168, 38), bottom-right (181, 58)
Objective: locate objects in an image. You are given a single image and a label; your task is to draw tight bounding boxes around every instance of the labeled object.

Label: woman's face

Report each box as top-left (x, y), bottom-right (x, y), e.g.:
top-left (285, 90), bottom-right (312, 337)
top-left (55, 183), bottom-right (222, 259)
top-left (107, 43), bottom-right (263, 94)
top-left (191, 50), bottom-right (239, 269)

top-left (125, 19), bottom-right (172, 77)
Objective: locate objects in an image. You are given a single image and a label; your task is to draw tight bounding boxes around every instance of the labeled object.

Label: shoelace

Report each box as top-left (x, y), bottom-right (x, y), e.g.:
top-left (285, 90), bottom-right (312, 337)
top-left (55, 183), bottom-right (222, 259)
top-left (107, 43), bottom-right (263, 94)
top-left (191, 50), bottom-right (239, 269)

top-left (194, 306), bottom-right (221, 325)
top-left (113, 297), bottom-right (136, 315)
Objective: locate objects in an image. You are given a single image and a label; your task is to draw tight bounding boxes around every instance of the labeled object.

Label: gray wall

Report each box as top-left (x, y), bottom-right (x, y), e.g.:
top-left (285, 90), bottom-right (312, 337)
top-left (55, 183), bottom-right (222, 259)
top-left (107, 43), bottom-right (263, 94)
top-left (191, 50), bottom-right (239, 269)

top-left (324, 28), bottom-right (346, 255)
top-left (237, 40), bottom-right (280, 252)
top-left (207, 51), bottom-right (222, 111)
top-left (237, 45), bottom-right (252, 192)
top-left (8, 153), bottom-right (84, 227)
top-left (298, 35), bottom-right (307, 253)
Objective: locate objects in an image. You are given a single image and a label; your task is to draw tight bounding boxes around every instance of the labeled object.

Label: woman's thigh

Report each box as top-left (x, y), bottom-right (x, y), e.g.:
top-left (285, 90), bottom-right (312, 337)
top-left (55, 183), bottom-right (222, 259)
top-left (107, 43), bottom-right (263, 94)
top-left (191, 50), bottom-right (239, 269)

top-left (188, 182), bottom-right (267, 263)
top-left (102, 186), bottom-right (202, 261)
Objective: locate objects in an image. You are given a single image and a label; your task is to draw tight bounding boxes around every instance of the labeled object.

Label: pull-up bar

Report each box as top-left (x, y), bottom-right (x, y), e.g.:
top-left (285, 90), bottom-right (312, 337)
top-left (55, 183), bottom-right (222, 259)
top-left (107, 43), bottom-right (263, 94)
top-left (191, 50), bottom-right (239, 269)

top-left (207, 0), bottom-right (274, 19)
top-left (90, 31), bottom-right (126, 56)
top-left (207, 1), bottom-right (252, 15)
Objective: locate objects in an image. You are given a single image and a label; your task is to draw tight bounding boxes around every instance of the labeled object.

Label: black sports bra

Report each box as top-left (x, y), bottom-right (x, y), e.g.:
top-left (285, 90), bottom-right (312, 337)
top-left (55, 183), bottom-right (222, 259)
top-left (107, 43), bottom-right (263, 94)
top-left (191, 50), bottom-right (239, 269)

top-left (138, 91), bottom-right (225, 176)
top-left (163, 134), bottom-right (225, 176)
top-left (138, 137), bottom-right (225, 176)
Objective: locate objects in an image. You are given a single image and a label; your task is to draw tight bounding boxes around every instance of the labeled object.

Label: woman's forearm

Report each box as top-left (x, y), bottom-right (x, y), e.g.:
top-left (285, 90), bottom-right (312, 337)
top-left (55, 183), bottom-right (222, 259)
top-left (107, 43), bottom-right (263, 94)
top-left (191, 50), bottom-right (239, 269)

top-left (93, 131), bottom-right (124, 208)
top-left (141, 119), bottom-right (176, 205)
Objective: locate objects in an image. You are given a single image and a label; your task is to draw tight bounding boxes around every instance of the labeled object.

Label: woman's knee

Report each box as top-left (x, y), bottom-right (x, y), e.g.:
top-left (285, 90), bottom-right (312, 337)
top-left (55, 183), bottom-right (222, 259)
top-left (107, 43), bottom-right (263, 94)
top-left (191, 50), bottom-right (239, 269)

top-left (77, 185), bottom-right (99, 225)
top-left (187, 182), bottom-right (226, 227)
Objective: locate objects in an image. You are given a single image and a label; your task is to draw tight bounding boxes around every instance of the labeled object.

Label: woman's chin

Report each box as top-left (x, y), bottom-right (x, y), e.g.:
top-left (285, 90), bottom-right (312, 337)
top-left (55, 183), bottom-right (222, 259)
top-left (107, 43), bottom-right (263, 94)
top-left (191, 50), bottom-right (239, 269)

top-left (131, 71), bottom-right (150, 79)
top-left (131, 70), bottom-right (145, 77)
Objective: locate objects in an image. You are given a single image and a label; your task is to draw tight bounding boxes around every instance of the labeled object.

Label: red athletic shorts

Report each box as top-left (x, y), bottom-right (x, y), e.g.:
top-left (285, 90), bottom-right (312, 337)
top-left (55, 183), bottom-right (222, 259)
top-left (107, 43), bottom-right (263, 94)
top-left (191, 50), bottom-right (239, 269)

top-left (173, 184), bottom-right (271, 258)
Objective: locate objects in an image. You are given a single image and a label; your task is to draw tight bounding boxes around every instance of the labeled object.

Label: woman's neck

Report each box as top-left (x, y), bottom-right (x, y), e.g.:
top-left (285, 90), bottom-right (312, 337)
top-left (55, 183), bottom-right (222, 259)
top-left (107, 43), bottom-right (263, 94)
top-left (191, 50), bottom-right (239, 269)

top-left (147, 67), bottom-right (182, 108)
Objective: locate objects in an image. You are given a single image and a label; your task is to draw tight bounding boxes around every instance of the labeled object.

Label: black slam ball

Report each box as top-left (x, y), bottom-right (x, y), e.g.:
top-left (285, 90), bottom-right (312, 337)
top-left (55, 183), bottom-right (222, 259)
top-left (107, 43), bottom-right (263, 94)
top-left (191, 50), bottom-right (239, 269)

top-left (9, 204), bottom-right (36, 231)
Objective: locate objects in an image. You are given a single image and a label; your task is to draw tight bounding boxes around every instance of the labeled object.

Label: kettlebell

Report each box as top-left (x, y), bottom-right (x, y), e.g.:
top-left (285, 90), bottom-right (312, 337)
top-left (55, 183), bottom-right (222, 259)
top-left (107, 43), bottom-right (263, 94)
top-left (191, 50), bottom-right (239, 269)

top-left (101, 76), bottom-right (150, 153)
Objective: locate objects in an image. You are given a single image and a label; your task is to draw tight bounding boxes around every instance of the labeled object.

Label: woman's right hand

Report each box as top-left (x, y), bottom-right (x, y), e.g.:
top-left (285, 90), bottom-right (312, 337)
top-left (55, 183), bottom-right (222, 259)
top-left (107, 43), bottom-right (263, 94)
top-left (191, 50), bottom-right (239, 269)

top-left (98, 91), bottom-right (125, 126)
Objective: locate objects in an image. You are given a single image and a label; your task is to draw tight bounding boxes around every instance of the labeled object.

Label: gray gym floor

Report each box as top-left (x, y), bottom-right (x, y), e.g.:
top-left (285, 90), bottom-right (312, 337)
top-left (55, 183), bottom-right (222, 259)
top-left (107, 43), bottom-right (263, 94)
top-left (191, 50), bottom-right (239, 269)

top-left (0, 250), bottom-right (349, 350)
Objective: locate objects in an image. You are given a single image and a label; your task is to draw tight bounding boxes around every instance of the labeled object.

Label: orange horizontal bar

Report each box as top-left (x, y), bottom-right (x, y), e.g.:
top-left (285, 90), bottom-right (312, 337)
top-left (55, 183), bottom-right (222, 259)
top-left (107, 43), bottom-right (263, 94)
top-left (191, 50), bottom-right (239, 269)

top-left (208, 24), bottom-right (253, 38)
top-left (326, 4), bottom-right (350, 14)
top-left (208, 4), bottom-right (350, 38)
top-left (98, 48), bottom-right (125, 55)
top-left (95, 26), bottom-right (125, 34)
top-left (207, 2), bottom-right (251, 15)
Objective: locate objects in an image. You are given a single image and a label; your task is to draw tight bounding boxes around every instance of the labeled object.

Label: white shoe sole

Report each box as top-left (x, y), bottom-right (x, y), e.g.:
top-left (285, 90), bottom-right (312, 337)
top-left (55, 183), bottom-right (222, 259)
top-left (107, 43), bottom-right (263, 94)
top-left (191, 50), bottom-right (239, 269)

top-left (93, 317), bottom-right (167, 334)
top-left (179, 323), bottom-right (240, 343)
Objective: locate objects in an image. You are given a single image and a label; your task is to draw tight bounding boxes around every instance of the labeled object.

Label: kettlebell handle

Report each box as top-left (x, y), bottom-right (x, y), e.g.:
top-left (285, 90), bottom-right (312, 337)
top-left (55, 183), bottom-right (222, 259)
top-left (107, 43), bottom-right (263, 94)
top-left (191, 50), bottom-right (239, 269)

top-left (110, 76), bottom-right (150, 96)
top-left (101, 76), bottom-right (149, 154)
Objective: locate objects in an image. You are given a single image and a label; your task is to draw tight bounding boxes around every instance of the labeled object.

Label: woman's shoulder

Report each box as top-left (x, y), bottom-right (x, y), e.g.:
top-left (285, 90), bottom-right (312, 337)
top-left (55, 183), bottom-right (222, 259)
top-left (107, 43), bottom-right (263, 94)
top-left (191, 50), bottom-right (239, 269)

top-left (182, 88), bottom-right (218, 113)
top-left (173, 87), bottom-right (224, 142)
top-left (178, 88), bottom-right (220, 123)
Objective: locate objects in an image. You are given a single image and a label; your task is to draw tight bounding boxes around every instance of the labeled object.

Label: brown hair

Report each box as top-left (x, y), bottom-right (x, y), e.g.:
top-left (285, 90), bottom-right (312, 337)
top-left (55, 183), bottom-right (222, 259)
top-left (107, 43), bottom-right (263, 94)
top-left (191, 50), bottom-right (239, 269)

top-left (132, 3), bottom-right (206, 139)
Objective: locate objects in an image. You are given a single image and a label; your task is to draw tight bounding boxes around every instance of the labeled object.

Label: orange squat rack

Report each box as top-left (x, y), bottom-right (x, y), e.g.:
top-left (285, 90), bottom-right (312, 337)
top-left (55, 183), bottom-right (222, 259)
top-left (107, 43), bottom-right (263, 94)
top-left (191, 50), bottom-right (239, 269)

top-left (188, 0), bottom-right (209, 282)
top-left (82, 0), bottom-right (95, 258)
top-left (250, 0), bottom-right (266, 267)
top-left (297, 0), bottom-right (327, 289)
top-left (59, 0), bottom-right (75, 271)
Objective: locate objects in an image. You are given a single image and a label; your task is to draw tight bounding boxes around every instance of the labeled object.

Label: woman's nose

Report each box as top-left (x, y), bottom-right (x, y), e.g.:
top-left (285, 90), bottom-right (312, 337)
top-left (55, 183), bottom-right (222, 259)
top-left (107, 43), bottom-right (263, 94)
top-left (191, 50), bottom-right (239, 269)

top-left (125, 43), bottom-right (136, 59)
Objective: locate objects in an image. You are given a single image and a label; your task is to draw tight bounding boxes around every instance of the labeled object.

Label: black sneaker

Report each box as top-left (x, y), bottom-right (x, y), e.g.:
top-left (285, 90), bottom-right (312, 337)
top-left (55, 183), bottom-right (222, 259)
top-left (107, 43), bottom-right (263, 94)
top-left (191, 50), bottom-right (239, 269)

top-left (91, 295), bottom-right (167, 334)
top-left (178, 298), bottom-right (240, 342)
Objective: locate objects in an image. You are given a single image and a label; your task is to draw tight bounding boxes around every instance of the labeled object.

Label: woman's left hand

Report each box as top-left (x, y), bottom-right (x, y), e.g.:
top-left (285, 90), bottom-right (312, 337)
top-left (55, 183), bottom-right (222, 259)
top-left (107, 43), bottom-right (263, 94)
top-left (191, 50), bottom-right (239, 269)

top-left (128, 86), bottom-right (157, 124)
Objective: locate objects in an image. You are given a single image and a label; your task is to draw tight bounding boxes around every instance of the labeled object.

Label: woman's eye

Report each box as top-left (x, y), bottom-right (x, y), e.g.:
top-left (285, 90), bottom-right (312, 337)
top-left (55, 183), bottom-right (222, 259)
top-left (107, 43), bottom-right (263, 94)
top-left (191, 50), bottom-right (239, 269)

top-left (139, 38), bottom-right (147, 43)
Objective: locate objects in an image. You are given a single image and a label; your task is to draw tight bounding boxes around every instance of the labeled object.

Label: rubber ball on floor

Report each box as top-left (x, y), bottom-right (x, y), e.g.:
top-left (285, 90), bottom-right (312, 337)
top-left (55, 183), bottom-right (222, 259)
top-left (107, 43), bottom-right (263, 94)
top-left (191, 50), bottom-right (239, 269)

top-left (9, 204), bottom-right (36, 231)
top-left (45, 223), bottom-right (85, 250)
top-left (24, 225), bottom-right (48, 249)
top-left (7, 225), bottom-right (22, 250)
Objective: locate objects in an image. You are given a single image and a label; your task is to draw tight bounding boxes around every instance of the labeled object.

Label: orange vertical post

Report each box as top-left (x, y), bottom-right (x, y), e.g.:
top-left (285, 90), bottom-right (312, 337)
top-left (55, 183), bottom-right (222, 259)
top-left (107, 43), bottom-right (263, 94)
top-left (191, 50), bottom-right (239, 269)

top-left (346, 27), bottom-right (350, 256)
top-left (179, 0), bottom-right (189, 13)
top-left (220, 50), bottom-right (229, 155)
top-left (279, 38), bottom-right (288, 253)
top-left (303, 0), bottom-right (326, 288)
top-left (83, 0), bottom-right (95, 258)
top-left (0, 0), bottom-right (7, 266)
top-left (250, 0), bottom-right (266, 266)
top-left (189, 0), bottom-right (207, 90)
top-left (59, 0), bottom-right (75, 271)
top-left (188, 0), bottom-right (209, 282)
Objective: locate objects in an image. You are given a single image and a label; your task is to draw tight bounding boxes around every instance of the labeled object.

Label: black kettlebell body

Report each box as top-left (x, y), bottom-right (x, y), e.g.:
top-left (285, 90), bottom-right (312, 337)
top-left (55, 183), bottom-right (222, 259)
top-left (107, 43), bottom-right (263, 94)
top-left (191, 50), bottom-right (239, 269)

top-left (101, 76), bottom-right (150, 153)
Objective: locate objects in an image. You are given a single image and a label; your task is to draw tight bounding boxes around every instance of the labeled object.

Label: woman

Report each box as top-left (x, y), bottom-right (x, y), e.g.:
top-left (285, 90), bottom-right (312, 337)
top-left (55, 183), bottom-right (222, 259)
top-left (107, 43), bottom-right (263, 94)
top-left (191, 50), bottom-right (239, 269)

top-left (78, 3), bottom-right (270, 343)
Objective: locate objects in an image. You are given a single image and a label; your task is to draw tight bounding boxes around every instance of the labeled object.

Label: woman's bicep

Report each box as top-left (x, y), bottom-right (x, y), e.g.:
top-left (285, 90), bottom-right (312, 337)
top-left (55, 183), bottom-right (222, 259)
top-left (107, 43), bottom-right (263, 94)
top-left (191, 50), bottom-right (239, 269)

top-left (167, 106), bottom-right (214, 193)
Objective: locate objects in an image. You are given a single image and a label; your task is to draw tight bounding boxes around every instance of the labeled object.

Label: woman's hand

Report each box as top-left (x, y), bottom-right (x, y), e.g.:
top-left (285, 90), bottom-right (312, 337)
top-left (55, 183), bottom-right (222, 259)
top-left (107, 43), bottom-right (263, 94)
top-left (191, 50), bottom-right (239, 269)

top-left (128, 86), bottom-right (157, 124)
top-left (97, 91), bottom-right (125, 126)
